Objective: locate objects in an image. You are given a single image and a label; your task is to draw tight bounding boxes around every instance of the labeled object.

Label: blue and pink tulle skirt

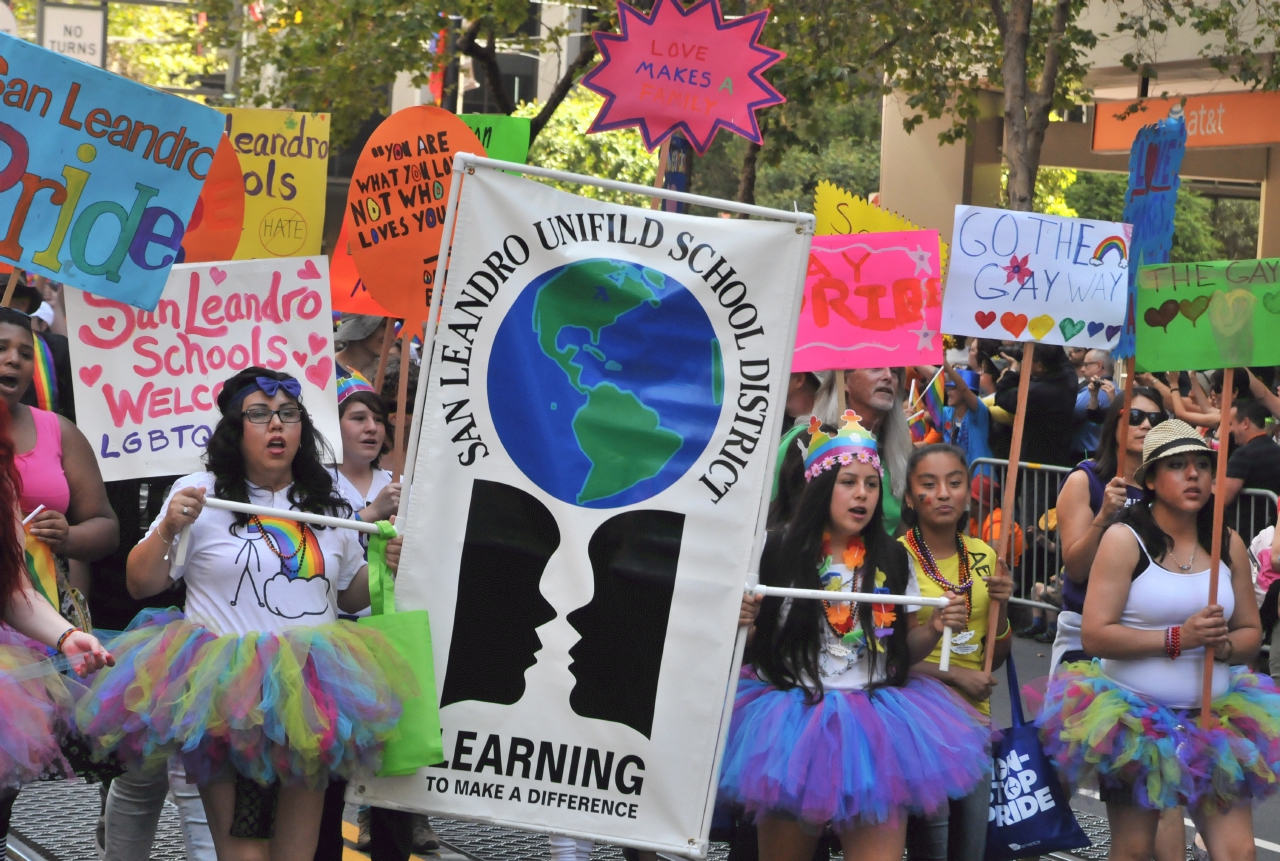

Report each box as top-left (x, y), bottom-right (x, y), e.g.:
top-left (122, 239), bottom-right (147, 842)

top-left (718, 668), bottom-right (993, 828)
top-left (75, 608), bottom-right (418, 789)
top-left (0, 627), bottom-right (80, 789)
top-left (1037, 660), bottom-right (1280, 812)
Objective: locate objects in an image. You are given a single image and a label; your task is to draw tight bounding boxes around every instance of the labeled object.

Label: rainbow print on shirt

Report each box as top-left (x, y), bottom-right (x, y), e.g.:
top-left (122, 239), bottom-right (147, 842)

top-left (24, 530), bottom-right (59, 609)
top-left (247, 515), bottom-right (325, 579)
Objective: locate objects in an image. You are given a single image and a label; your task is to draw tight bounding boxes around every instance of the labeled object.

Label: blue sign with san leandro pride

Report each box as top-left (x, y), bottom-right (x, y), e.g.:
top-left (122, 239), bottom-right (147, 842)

top-left (0, 34), bottom-right (223, 310)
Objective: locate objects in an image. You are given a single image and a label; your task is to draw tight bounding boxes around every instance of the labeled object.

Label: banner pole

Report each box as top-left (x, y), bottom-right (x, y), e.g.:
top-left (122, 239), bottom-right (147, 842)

top-left (1201, 366), bottom-right (1234, 725)
top-left (393, 161), bottom-right (469, 526)
top-left (1114, 356), bottom-right (1136, 466)
top-left (985, 343), bottom-right (1034, 673)
top-left (392, 319), bottom-right (417, 476)
top-left (372, 319), bottom-right (397, 393)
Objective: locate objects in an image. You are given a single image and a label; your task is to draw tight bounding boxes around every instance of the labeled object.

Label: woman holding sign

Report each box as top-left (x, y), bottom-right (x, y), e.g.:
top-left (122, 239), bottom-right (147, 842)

top-left (1038, 421), bottom-right (1280, 861)
top-left (719, 412), bottom-right (988, 861)
top-left (76, 367), bottom-right (414, 861)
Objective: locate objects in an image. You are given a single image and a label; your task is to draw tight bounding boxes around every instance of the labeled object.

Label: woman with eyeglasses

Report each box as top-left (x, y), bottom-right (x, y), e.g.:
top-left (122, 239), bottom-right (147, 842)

top-left (77, 367), bottom-right (416, 861)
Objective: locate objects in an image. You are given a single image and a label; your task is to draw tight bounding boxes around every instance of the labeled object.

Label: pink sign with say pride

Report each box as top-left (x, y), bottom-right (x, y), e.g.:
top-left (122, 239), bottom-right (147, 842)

top-left (791, 231), bottom-right (944, 372)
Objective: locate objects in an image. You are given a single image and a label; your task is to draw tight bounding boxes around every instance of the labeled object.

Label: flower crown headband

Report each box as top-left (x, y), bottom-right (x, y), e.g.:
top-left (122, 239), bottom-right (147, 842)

top-left (800, 410), bottom-right (881, 481)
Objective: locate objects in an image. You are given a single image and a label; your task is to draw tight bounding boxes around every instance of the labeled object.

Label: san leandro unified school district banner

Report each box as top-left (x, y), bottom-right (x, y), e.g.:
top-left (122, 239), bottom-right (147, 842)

top-left (65, 257), bottom-right (341, 482)
top-left (363, 167), bottom-right (809, 856)
top-left (942, 205), bottom-right (1129, 347)
top-left (0, 34), bottom-right (224, 310)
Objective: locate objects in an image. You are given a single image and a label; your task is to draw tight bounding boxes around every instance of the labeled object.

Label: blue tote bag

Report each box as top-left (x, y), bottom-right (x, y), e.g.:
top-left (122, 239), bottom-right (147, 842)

top-left (986, 655), bottom-right (1090, 861)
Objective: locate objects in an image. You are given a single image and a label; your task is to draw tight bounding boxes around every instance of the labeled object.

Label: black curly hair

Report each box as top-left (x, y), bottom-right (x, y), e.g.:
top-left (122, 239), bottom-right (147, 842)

top-left (206, 367), bottom-right (349, 524)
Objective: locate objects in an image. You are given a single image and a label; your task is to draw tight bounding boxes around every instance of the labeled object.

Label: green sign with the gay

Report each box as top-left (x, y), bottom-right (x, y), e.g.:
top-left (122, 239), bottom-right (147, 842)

top-left (1136, 259), bottom-right (1280, 372)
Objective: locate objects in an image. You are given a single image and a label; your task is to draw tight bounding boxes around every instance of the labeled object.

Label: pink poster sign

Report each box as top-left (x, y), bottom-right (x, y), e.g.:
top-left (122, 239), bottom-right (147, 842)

top-left (792, 230), bottom-right (944, 372)
top-left (579, 0), bottom-right (784, 154)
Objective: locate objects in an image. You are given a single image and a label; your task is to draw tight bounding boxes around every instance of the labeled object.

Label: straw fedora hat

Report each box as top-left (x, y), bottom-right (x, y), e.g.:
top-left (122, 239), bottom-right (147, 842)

top-left (1133, 419), bottom-right (1215, 486)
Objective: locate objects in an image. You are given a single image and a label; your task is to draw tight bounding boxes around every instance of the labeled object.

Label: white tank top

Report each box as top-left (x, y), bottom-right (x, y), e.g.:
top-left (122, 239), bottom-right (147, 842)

top-left (1099, 525), bottom-right (1233, 709)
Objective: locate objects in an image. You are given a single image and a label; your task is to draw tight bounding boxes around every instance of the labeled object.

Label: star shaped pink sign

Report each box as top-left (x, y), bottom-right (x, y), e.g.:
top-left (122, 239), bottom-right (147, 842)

top-left (580, 0), bottom-right (785, 155)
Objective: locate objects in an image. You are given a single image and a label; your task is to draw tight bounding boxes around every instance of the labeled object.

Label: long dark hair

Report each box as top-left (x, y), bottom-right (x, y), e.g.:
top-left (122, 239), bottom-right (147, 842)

top-left (900, 443), bottom-right (970, 533)
top-left (0, 399), bottom-right (27, 617)
top-left (205, 367), bottom-right (349, 524)
top-left (1092, 386), bottom-right (1164, 481)
top-left (1119, 458), bottom-right (1233, 569)
top-left (753, 466), bottom-right (911, 701)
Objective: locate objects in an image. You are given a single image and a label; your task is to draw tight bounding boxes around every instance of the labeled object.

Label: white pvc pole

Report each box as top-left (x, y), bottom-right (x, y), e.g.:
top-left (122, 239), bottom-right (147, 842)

top-left (174, 498), bottom-right (386, 565)
top-left (748, 586), bottom-right (955, 672)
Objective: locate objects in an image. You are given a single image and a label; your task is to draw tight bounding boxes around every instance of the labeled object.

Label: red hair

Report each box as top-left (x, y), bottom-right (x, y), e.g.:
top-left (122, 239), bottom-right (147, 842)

top-left (0, 399), bottom-right (28, 618)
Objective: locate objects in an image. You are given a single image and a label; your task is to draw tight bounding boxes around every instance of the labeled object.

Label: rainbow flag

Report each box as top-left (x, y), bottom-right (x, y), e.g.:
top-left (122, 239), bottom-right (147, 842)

top-left (24, 530), bottom-right (59, 609)
top-left (908, 410), bottom-right (929, 443)
top-left (31, 335), bottom-right (57, 412)
top-left (921, 369), bottom-right (946, 429)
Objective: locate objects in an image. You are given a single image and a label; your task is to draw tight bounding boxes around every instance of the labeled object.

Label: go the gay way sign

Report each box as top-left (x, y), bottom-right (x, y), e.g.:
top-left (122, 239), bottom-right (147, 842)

top-left (941, 205), bottom-right (1129, 349)
top-left (0, 34), bottom-right (224, 310)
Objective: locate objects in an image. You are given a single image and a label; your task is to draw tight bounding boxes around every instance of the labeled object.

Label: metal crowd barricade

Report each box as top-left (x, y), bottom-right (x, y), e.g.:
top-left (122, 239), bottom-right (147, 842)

top-left (968, 458), bottom-right (1279, 612)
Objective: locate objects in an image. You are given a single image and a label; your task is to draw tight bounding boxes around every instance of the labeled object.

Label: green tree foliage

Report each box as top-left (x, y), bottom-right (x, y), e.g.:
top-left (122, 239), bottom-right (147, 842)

top-left (1063, 171), bottom-right (1226, 263)
top-left (106, 5), bottom-right (223, 92)
top-left (514, 87), bottom-right (656, 208)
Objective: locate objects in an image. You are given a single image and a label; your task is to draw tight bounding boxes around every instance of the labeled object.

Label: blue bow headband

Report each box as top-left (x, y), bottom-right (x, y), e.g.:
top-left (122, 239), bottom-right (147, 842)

top-left (227, 375), bottom-right (303, 409)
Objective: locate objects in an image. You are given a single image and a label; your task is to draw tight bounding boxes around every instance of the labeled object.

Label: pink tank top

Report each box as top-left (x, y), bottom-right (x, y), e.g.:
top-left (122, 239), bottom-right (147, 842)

top-left (16, 408), bottom-right (70, 515)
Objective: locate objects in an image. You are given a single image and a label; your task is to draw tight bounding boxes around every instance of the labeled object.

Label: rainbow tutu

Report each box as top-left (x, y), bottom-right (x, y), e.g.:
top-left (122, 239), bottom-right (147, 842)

top-left (1037, 660), bottom-right (1280, 811)
top-left (718, 668), bottom-right (992, 828)
top-left (76, 608), bottom-right (418, 789)
top-left (0, 627), bottom-right (79, 788)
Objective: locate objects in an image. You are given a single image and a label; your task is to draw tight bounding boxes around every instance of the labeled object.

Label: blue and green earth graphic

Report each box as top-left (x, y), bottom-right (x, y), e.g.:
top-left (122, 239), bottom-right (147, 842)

top-left (488, 258), bottom-right (724, 508)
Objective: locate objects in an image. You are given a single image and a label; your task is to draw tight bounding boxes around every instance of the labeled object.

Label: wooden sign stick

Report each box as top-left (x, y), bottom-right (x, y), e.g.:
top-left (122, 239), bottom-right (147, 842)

top-left (1, 273), bottom-right (18, 308)
top-left (1113, 356), bottom-right (1137, 462)
top-left (372, 318), bottom-right (397, 393)
top-left (985, 343), bottom-right (1035, 673)
top-left (392, 319), bottom-right (419, 476)
top-left (1201, 366), bottom-right (1234, 725)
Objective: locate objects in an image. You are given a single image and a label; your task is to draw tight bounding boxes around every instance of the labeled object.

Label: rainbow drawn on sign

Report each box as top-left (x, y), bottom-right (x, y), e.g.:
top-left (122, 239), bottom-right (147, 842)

top-left (248, 515), bottom-right (324, 580)
top-left (1092, 236), bottom-right (1128, 266)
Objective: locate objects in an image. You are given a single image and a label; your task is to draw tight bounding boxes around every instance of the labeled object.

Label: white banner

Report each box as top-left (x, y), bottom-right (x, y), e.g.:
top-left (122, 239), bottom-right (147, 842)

top-left (942, 205), bottom-right (1129, 349)
top-left (67, 257), bottom-right (341, 482)
top-left (360, 168), bottom-right (809, 856)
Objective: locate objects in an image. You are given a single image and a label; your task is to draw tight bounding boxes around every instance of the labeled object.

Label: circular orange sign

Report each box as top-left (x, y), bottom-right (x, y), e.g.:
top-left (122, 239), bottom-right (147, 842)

top-left (180, 134), bottom-right (245, 263)
top-left (344, 106), bottom-right (486, 321)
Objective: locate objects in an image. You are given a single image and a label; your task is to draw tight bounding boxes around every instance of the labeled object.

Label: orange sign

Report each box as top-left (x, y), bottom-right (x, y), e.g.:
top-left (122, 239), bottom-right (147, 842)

top-left (343, 106), bottom-right (485, 321)
top-left (180, 135), bottom-right (246, 263)
top-left (1092, 91), bottom-right (1280, 152)
top-left (330, 221), bottom-right (391, 316)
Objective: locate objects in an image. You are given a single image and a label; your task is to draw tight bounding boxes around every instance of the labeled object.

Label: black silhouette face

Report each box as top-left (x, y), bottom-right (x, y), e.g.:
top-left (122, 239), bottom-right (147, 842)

top-left (439, 480), bottom-right (560, 707)
top-left (567, 510), bottom-right (684, 738)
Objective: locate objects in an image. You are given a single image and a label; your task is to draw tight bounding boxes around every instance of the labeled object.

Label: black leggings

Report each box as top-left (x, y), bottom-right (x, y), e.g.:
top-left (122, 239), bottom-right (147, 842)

top-left (313, 779), bottom-right (415, 861)
top-left (0, 787), bottom-right (18, 861)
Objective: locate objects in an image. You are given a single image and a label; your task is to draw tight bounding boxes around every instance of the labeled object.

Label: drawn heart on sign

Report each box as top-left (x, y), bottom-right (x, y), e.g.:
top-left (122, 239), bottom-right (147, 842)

top-left (1000, 312), bottom-right (1027, 338)
top-left (305, 357), bottom-right (333, 389)
top-left (1058, 318), bottom-right (1086, 342)
top-left (974, 311), bottom-right (997, 329)
top-left (1263, 291), bottom-right (1280, 314)
top-left (292, 351), bottom-right (309, 368)
top-left (1027, 314), bottom-right (1054, 341)
top-left (1143, 299), bottom-right (1179, 332)
top-left (1179, 295), bottom-right (1211, 325)
top-left (308, 333), bottom-right (327, 354)
top-left (210, 267), bottom-right (227, 285)
top-left (1105, 325), bottom-right (1122, 342)
top-left (296, 260), bottom-right (322, 280)
top-left (98, 316), bottom-right (115, 332)
top-left (1208, 289), bottom-right (1255, 337)
top-left (78, 366), bottom-right (102, 387)
top-left (1086, 321), bottom-right (1105, 338)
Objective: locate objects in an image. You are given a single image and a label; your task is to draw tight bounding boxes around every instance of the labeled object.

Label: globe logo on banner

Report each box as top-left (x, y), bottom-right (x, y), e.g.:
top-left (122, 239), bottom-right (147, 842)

top-left (488, 258), bottom-right (723, 508)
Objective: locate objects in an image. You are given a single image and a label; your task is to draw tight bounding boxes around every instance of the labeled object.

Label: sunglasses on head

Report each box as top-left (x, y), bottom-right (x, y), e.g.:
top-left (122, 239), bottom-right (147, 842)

top-left (1128, 409), bottom-right (1165, 427)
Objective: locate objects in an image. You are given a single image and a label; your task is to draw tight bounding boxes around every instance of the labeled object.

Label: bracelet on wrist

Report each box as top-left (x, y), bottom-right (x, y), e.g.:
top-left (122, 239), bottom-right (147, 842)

top-left (1219, 637), bottom-right (1235, 663)
top-left (1164, 625), bottom-right (1182, 660)
top-left (55, 627), bottom-right (80, 653)
top-left (994, 620), bottom-right (1013, 642)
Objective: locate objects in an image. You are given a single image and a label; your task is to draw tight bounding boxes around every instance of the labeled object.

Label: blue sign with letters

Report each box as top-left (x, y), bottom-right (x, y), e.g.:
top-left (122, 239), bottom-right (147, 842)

top-left (0, 34), bottom-right (223, 310)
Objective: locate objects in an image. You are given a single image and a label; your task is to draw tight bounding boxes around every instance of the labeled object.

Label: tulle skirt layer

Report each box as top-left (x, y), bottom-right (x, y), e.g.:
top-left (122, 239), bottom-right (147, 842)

top-left (1036, 660), bottom-right (1280, 811)
top-left (718, 669), bottom-right (993, 828)
top-left (76, 608), bottom-right (418, 789)
top-left (0, 627), bottom-right (78, 789)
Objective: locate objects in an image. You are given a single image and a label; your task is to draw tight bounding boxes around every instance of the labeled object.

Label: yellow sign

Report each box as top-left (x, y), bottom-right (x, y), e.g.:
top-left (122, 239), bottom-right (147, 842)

top-left (218, 108), bottom-right (331, 259)
top-left (814, 180), bottom-right (949, 270)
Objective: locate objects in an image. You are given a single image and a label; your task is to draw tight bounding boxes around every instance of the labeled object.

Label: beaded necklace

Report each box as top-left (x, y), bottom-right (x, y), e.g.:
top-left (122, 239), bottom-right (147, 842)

top-left (819, 533), bottom-right (865, 636)
top-left (905, 525), bottom-right (972, 623)
top-left (251, 514), bottom-right (310, 574)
